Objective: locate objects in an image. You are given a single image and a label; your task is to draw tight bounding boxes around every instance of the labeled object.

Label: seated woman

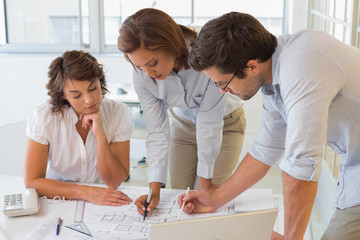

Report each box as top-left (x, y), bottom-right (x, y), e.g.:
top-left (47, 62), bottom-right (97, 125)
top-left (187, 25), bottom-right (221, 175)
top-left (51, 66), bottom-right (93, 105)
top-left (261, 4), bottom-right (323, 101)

top-left (24, 50), bottom-right (133, 206)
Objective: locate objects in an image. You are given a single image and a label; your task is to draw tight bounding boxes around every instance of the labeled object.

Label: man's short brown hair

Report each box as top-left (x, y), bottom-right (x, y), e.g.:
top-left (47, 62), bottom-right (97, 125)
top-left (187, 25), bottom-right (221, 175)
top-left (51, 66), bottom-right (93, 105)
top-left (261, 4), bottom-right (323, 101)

top-left (189, 12), bottom-right (277, 78)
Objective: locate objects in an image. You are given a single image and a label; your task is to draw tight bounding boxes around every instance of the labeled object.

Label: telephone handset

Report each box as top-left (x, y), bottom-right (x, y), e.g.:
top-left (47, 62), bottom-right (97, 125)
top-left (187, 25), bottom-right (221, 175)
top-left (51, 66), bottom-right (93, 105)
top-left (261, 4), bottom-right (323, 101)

top-left (2, 188), bottom-right (40, 217)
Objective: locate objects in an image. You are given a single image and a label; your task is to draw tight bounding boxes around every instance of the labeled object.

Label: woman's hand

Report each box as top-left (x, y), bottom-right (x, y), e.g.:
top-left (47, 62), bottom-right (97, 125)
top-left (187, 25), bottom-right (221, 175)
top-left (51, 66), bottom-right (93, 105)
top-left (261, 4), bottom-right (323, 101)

top-left (134, 193), bottom-right (160, 216)
top-left (80, 111), bottom-right (105, 139)
top-left (84, 186), bottom-right (132, 206)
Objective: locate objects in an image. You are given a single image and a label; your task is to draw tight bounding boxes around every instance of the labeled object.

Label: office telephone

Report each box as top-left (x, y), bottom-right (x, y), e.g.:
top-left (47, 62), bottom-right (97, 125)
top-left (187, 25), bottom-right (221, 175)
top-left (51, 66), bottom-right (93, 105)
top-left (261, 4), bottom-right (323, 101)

top-left (2, 188), bottom-right (40, 217)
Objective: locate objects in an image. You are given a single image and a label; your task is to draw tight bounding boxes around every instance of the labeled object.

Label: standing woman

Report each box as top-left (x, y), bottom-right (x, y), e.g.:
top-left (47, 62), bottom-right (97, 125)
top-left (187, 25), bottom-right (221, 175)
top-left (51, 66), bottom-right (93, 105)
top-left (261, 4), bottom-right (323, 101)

top-left (25, 50), bottom-right (133, 206)
top-left (118, 8), bottom-right (246, 215)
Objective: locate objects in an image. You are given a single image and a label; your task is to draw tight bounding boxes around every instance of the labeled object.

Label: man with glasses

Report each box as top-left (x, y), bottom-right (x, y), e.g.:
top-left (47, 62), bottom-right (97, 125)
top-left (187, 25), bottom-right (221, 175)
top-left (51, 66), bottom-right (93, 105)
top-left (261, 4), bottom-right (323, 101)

top-left (213, 68), bottom-right (241, 91)
top-left (178, 12), bottom-right (360, 240)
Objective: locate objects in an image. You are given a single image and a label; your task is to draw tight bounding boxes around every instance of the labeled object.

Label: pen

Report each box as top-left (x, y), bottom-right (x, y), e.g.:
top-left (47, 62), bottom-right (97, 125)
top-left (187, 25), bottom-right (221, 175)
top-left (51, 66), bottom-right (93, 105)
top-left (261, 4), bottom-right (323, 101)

top-left (178, 187), bottom-right (190, 220)
top-left (143, 188), bottom-right (152, 222)
top-left (56, 217), bottom-right (62, 236)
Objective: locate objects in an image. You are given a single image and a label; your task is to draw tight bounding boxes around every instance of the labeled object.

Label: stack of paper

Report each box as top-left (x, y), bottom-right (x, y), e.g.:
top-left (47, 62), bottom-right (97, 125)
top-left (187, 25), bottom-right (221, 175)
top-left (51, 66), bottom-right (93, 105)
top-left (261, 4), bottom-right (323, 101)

top-left (234, 188), bottom-right (275, 212)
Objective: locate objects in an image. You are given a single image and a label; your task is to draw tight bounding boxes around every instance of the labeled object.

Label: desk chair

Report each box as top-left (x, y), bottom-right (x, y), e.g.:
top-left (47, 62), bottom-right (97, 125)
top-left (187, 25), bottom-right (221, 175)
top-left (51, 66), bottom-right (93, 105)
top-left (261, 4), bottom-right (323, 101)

top-left (0, 121), bottom-right (27, 176)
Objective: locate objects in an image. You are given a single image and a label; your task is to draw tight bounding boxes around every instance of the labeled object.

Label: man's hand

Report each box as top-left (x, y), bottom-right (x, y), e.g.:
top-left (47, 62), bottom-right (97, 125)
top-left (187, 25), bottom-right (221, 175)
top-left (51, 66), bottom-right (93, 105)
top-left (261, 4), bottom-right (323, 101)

top-left (271, 231), bottom-right (283, 240)
top-left (177, 190), bottom-right (217, 213)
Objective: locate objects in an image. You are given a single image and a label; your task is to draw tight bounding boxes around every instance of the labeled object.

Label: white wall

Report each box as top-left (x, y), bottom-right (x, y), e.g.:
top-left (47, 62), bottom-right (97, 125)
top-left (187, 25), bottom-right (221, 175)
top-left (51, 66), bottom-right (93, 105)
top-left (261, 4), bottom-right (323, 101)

top-left (0, 53), bottom-right (263, 132)
top-left (0, 53), bottom-right (132, 126)
top-left (287, 0), bottom-right (308, 33)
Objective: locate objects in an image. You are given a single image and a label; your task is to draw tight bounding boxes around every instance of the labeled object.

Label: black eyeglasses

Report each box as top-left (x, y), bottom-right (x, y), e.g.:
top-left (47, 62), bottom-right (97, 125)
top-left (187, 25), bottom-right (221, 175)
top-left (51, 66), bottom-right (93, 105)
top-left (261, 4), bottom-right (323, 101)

top-left (214, 69), bottom-right (241, 91)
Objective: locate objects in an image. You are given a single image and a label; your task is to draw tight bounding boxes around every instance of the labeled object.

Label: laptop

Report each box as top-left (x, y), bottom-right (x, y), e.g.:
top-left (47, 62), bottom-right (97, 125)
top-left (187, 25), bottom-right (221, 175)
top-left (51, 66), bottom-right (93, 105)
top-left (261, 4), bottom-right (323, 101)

top-left (149, 208), bottom-right (278, 240)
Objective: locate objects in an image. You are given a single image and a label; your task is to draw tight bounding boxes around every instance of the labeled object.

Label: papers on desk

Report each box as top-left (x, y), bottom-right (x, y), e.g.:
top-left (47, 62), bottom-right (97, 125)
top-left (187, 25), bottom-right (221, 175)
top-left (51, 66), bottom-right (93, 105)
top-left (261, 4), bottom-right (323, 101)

top-left (25, 187), bottom-right (276, 240)
top-left (235, 188), bottom-right (275, 212)
top-left (26, 187), bottom-right (234, 240)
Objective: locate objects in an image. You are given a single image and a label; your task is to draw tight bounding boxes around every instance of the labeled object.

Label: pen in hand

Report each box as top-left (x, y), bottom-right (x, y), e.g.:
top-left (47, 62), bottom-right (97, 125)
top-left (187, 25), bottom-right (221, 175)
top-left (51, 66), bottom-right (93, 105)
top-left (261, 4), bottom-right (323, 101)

top-left (178, 187), bottom-right (190, 220)
top-left (56, 217), bottom-right (62, 236)
top-left (143, 188), bottom-right (152, 222)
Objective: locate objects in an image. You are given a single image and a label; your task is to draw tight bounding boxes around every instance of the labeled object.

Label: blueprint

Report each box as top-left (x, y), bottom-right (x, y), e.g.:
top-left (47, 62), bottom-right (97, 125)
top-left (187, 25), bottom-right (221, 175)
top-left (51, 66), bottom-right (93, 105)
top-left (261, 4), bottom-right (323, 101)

top-left (26, 186), bottom-right (234, 240)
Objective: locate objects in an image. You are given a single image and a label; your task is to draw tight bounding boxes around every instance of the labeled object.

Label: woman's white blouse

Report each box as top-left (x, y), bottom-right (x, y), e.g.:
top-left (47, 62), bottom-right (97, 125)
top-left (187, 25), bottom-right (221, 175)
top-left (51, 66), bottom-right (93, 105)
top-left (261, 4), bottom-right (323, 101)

top-left (26, 98), bottom-right (133, 183)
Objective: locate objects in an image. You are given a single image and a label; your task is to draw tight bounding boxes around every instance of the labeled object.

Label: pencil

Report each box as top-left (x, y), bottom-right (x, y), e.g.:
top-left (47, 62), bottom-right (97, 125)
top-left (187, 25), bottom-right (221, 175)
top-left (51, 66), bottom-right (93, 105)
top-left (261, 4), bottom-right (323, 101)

top-left (178, 187), bottom-right (190, 220)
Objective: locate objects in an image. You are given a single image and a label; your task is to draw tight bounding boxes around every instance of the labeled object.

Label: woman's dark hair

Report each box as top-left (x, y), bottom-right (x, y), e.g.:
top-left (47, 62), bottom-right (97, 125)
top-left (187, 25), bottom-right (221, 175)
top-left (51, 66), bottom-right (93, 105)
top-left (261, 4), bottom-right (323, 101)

top-left (118, 8), bottom-right (197, 70)
top-left (189, 12), bottom-right (277, 78)
top-left (46, 50), bottom-right (108, 116)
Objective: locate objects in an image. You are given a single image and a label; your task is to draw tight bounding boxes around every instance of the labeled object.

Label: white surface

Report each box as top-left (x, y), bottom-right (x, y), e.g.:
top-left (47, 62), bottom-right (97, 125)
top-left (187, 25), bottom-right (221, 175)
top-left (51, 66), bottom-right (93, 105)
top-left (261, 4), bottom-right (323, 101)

top-left (11, 185), bottom-right (235, 240)
top-left (0, 225), bottom-right (10, 240)
top-left (0, 175), bottom-right (273, 240)
top-left (235, 188), bottom-right (275, 212)
top-left (0, 175), bottom-right (311, 240)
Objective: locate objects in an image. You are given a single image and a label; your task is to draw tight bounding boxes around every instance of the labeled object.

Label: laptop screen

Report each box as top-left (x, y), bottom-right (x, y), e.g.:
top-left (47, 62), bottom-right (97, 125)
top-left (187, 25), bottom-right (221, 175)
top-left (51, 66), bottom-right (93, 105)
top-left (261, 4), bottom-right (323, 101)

top-left (149, 208), bottom-right (278, 240)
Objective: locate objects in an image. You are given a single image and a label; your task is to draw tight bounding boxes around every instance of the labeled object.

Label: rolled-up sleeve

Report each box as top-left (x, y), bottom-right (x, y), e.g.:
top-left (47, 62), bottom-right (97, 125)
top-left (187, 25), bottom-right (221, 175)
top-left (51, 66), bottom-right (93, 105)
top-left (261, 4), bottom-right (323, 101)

top-left (249, 95), bottom-right (287, 166)
top-left (133, 71), bottom-right (169, 184)
top-left (196, 82), bottom-right (227, 179)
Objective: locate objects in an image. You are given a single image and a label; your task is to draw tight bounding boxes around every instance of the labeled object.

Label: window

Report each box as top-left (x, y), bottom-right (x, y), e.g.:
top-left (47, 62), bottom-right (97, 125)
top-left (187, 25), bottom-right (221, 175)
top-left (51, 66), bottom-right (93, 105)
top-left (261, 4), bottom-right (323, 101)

top-left (308, 0), bottom-right (359, 46)
top-left (101, 0), bottom-right (192, 52)
top-left (103, 0), bottom-right (285, 53)
top-left (0, 1), bottom-right (5, 44)
top-left (193, 0), bottom-right (284, 35)
top-left (0, 0), bottom-right (284, 53)
top-left (0, 0), bottom-right (90, 52)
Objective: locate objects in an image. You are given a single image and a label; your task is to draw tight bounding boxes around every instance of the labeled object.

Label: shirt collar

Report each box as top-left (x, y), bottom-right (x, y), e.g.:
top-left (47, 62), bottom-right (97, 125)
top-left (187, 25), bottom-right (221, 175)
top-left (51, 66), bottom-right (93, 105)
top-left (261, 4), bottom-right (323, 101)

top-left (67, 106), bottom-right (79, 124)
top-left (261, 84), bottom-right (275, 95)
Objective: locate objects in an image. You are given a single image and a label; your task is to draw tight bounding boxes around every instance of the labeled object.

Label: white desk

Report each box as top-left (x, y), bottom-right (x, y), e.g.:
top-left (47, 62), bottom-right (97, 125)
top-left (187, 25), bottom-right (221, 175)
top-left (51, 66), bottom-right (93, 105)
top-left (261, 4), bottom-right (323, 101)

top-left (0, 175), bottom-right (312, 240)
top-left (106, 82), bottom-right (142, 112)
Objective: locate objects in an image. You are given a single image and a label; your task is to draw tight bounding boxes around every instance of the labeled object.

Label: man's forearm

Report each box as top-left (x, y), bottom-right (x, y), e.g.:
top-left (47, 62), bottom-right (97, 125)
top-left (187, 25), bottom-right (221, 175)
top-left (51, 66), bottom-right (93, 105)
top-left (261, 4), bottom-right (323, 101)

top-left (212, 153), bottom-right (271, 209)
top-left (282, 171), bottom-right (318, 239)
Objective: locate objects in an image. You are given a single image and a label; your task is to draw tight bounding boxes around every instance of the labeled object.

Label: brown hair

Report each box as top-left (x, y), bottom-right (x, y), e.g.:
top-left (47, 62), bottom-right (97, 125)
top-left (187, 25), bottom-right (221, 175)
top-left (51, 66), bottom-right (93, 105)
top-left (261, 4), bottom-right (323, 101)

top-left (46, 50), bottom-right (108, 116)
top-left (189, 12), bottom-right (277, 78)
top-left (118, 8), bottom-right (197, 70)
